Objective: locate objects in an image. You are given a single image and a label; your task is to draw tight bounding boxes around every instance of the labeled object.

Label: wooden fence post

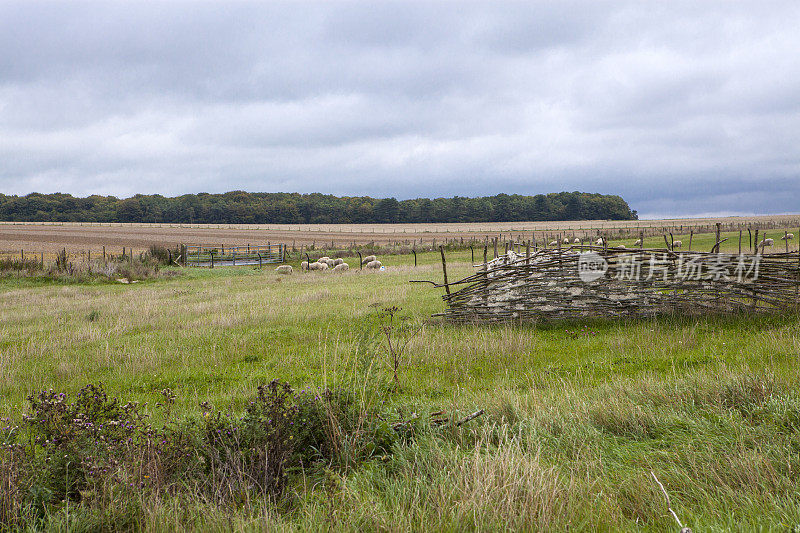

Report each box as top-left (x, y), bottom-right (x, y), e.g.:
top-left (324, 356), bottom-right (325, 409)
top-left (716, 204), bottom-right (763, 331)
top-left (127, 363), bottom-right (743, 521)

top-left (483, 245), bottom-right (489, 306)
top-left (439, 245), bottom-right (450, 296)
top-left (754, 229), bottom-right (759, 254)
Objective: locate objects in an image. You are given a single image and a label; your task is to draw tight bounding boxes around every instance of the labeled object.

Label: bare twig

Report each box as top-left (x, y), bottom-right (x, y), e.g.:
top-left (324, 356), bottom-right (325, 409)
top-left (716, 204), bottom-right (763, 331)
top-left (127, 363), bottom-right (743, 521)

top-left (651, 470), bottom-right (691, 532)
top-left (455, 409), bottom-right (485, 427)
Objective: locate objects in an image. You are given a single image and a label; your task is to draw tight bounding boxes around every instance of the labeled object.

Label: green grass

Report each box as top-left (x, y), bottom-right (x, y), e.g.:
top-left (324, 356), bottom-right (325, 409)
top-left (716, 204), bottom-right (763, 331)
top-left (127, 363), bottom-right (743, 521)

top-left (2, 250), bottom-right (800, 531)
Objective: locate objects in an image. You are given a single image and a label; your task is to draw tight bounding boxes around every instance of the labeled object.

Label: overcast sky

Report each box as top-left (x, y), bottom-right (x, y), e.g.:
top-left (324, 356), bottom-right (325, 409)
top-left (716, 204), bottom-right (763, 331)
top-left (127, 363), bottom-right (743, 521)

top-left (1, 1), bottom-right (799, 218)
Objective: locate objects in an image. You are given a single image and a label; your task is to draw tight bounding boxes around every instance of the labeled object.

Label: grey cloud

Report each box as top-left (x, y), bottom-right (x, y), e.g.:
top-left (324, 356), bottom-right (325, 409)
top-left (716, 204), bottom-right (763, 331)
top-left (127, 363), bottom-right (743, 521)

top-left (1, 1), bottom-right (799, 218)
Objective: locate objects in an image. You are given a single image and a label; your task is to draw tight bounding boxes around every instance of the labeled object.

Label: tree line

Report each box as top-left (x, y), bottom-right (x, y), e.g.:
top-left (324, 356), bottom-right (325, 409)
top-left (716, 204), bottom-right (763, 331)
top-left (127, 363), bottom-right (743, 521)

top-left (0, 191), bottom-right (637, 223)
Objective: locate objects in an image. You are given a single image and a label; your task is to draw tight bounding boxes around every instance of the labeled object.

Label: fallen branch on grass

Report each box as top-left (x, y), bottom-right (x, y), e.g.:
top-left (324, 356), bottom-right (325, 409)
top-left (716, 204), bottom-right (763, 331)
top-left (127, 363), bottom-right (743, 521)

top-left (455, 409), bottom-right (485, 427)
top-left (651, 470), bottom-right (692, 533)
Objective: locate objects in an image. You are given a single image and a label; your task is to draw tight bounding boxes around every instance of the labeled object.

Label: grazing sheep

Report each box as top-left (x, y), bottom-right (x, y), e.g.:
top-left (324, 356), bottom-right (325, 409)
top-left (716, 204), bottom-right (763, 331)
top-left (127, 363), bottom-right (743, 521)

top-left (499, 251), bottom-right (519, 265)
top-left (365, 260), bottom-right (382, 269)
top-left (333, 258), bottom-right (344, 266)
top-left (332, 263), bottom-right (349, 272)
top-left (318, 256), bottom-right (330, 262)
top-left (562, 238), bottom-right (570, 244)
top-left (361, 255), bottom-right (377, 265)
top-left (573, 238), bottom-right (581, 244)
top-left (615, 245), bottom-right (626, 249)
top-left (672, 240), bottom-right (682, 249)
top-left (321, 258), bottom-right (336, 268)
top-left (308, 261), bottom-right (328, 271)
top-left (274, 265), bottom-right (293, 275)
top-left (634, 239), bottom-right (642, 246)
top-left (548, 240), bottom-right (558, 247)
top-left (595, 238), bottom-right (604, 246)
top-left (758, 238), bottom-right (774, 248)
top-left (781, 233), bottom-right (795, 240)
top-left (300, 261), bottom-right (309, 270)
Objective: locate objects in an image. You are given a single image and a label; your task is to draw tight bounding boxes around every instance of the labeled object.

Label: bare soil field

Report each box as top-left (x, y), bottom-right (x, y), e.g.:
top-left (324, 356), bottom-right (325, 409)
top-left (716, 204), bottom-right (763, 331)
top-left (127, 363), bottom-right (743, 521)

top-left (1, 215), bottom-right (799, 255)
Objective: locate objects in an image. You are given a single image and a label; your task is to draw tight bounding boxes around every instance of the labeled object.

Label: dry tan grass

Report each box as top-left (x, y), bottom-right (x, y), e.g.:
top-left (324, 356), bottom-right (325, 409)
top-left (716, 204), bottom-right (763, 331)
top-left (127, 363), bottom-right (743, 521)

top-left (2, 214), bottom-right (799, 254)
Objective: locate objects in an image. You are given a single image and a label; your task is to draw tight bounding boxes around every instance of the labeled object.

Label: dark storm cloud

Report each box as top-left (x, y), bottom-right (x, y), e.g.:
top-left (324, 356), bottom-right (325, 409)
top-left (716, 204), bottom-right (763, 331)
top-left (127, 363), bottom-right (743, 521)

top-left (1, 1), bottom-right (799, 217)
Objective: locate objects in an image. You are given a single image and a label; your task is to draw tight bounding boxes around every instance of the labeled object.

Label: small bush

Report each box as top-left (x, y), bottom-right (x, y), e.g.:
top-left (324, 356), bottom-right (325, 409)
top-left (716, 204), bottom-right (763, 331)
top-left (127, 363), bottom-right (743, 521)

top-left (0, 252), bottom-right (178, 284)
top-left (0, 381), bottom-right (406, 527)
top-left (0, 257), bottom-right (42, 273)
top-left (294, 387), bottom-right (397, 469)
top-left (147, 244), bottom-right (180, 266)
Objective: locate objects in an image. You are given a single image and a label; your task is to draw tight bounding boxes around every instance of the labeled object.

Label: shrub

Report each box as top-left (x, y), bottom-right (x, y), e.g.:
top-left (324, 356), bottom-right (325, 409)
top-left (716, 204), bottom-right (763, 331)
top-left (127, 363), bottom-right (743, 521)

top-left (294, 387), bottom-right (397, 470)
top-left (0, 256), bottom-right (42, 273)
top-left (196, 380), bottom-right (298, 501)
top-left (0, 380), bottom-right (406, 527)
top-left (147, 244), bottom-right (180, 266)
top-left (22, 384), bottom-right (147, 506)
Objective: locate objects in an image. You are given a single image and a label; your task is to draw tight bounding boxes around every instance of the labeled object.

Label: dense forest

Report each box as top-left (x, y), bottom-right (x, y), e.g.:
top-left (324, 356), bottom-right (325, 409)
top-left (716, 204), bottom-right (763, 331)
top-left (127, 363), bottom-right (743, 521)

top-left (0, 191), bottom-right (637, 223)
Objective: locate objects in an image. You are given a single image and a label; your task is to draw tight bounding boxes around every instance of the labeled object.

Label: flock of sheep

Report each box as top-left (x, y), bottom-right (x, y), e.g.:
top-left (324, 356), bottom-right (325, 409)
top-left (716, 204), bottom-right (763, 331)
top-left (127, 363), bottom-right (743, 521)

top-left (274, 255), bottom-right (382, 275)
top-left (273, 231), bottom-right (798, 276)
top-left (756, 233), bottom-right (794, 250)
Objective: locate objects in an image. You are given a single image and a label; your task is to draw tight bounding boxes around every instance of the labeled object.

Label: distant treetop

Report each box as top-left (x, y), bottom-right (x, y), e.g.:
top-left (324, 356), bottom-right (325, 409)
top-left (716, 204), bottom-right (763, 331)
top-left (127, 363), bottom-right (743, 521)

top-left (0, 191), bottom-right (637, 223)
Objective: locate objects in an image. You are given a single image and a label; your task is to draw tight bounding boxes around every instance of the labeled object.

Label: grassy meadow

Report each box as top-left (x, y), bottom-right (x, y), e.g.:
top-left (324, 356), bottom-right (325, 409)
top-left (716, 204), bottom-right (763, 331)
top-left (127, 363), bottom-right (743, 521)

top-left (2, 249), bottom-right (800, 531)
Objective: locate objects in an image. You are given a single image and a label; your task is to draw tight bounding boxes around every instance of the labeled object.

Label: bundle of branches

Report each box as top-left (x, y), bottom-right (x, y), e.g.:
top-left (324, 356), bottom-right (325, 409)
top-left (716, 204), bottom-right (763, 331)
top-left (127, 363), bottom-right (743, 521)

top-left (437, 246), bottom-right (800, 323)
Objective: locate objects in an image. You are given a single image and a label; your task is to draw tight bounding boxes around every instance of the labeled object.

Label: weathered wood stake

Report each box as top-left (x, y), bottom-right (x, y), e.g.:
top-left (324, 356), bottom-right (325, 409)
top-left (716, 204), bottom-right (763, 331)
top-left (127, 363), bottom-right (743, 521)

top-left (439, 245), bottom-right (450, 296)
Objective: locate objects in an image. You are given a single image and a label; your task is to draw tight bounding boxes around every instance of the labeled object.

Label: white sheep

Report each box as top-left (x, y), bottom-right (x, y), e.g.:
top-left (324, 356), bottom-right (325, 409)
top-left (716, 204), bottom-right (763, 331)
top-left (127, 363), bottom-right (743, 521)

top-left (322, 258), bottom-right (336, 268)
top-left (361, 255), bottom-right (377, 265)
top-left (672, 240), bottom-right (682, 249)
top-left (333, 258), bottom-right (344, 266)
top-left (332, 263), bottom-right (349, 272)
top-left (365, 260), bottom-right (382, 269)
top-left (548, 240), bottom-right (558, 247)
top-left (595, 238), bottom-right (604, 246)
top-left (562, 238), bottom-right (570, 244)
top-left (573, 238), bottom-right (581, 244)
top-left (318, 256), bottom-right (330, 263)
top-left (634, 239), bottom-right (642, 246)
top-left (781, 233), bottom-right (795, 240)
top-left (758, 238), bottom-right (774, 248)
top-left (615, 245), bottom-right (626, 249)
top-left (274, 265), bottom-right (293, 275)
top-left (300, 261), bottom-right (309, 270)
top-left (308, 261), bottom-right (328, 271)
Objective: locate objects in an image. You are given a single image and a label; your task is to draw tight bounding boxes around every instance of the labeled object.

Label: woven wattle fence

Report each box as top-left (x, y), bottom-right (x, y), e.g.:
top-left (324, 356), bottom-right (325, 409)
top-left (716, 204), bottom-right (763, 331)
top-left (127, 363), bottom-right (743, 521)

top-left (437, 247), bottom-right (800, 322)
